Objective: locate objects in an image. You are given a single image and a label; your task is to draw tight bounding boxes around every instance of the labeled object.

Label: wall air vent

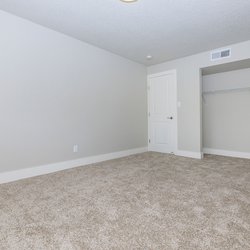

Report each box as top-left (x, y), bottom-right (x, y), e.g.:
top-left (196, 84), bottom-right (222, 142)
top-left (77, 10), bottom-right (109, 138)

top-left (210, 48), bottom-right (231, 61)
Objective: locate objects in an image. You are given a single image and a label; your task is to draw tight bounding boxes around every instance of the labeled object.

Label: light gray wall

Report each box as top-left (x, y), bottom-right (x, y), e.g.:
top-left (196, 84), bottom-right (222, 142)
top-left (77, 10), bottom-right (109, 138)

top-left (202, 68), bottom-right (250, 92)
top-left (202, 68), bottom-right (250, 152)
top-left (148, 40), bottom-right (250, 154)
top-left (0, 11), bottom-right (147, 173)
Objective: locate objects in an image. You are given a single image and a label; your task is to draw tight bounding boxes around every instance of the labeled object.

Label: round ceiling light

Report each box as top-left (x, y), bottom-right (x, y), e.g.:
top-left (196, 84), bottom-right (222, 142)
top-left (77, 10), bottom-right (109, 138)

top-left (120, 0), bottom-right (138, 3)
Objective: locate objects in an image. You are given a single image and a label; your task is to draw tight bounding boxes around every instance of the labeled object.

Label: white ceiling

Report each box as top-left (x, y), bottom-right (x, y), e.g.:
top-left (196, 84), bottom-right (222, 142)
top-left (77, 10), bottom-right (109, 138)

top-left (0, 0), bottom-right (250, 65)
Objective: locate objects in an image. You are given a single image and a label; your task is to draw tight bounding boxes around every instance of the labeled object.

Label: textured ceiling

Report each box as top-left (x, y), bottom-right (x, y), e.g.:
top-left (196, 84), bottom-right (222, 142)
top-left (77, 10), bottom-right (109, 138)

top-left (0, 0), bottom-right (250, 65)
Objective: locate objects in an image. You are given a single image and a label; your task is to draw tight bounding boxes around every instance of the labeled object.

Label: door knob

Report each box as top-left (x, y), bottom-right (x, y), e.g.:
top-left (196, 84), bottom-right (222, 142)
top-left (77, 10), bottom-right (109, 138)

top-left (167, 117), bottom-right (173, 120)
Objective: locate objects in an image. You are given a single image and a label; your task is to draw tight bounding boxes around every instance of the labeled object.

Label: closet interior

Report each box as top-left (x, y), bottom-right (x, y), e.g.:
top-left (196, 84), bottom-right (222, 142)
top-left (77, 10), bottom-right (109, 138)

top-left (201, 59), bottom-right (250, 157)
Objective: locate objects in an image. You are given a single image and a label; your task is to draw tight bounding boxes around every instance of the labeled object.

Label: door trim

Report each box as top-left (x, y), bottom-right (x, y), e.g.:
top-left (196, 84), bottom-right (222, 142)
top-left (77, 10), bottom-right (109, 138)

top-left (147, 70), bottom-right (178, 154)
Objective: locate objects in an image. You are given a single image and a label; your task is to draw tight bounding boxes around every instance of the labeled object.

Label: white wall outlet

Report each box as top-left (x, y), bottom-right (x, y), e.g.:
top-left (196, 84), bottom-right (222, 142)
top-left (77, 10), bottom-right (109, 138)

top-left (73, 145), bottom-right (78, 153)
top-left (177, 101), bottom-right (181, 108)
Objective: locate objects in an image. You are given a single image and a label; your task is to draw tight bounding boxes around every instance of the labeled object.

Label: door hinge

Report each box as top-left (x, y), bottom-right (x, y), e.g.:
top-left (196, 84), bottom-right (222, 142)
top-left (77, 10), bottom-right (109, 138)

top-left (148, 112), bottom-right (150, 117)
top-left (149, 139), bottom-right (151, 143)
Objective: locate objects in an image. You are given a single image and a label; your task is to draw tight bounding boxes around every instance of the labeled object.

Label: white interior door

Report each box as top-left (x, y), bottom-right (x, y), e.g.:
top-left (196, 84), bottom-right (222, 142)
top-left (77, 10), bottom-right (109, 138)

top-left (148, 71), bottom-right (177, 154)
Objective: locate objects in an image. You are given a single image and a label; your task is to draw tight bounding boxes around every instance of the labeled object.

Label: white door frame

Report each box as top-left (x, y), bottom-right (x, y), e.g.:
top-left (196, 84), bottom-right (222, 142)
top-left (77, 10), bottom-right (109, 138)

top-left (147, 69), bottom-right (178, 154)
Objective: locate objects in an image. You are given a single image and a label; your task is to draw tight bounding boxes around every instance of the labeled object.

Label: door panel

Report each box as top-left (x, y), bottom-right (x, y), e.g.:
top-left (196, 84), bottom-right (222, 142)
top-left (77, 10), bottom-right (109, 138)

top-left (148, 71), bottom-right (177, 153)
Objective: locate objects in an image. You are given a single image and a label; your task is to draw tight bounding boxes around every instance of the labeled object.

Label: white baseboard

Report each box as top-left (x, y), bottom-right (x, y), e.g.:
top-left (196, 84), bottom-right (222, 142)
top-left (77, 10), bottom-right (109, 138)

top-left (176, 150), bottom-right (203, 159)
top-left (203, 148), bottom-right (250, 159)
top-left (0, 147), bottom-right (148, 184)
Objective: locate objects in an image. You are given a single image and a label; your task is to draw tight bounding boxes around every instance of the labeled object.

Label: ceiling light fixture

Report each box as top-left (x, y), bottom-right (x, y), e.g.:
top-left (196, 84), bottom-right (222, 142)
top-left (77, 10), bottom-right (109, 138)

top-left (120, 0), bottom-right (138, 3)
top-left (146, 55), bottom-right (153, 60)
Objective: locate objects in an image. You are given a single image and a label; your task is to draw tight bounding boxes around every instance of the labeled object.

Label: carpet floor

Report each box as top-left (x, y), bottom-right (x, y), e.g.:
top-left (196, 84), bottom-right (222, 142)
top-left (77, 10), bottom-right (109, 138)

top-left (0, 152), bottom-right (250, 249)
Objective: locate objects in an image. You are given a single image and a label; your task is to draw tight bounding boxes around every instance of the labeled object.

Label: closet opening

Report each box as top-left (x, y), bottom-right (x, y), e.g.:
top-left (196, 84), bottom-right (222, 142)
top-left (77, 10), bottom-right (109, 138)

top-left (201, 58), bottom-right (250, 159)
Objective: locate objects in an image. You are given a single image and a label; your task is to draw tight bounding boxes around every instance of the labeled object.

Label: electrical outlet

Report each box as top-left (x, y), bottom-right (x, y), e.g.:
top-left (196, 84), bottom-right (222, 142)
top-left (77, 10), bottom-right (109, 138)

top-left (73, 145), bottom-right (78, 153)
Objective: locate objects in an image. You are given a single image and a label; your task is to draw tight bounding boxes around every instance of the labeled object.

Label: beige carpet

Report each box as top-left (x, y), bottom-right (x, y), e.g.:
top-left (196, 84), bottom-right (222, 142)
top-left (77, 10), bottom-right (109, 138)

top-left (0, 152), bottom-right (250, 249)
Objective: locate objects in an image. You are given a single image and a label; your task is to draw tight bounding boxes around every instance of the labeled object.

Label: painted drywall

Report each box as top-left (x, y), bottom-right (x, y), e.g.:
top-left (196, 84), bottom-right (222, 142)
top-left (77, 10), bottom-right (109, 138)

top-left (148, 40), bottom-right (250, 154)
top-left (202, 68), bottom-right (250, 153)
top-left (202, 67), bottom-right (250, 92)
top-left (0, 10), bottom-right (147, 173)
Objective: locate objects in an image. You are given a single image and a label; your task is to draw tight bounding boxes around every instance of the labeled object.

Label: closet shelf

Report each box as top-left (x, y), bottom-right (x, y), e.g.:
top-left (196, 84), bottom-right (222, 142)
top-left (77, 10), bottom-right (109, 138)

top-left (202, 86), bottom-right (250, 94)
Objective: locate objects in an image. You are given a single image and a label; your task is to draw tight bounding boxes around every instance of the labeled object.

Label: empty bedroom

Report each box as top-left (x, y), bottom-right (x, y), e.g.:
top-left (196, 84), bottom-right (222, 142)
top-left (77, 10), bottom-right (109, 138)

top-left (0, 0), bottom-right (250, 249)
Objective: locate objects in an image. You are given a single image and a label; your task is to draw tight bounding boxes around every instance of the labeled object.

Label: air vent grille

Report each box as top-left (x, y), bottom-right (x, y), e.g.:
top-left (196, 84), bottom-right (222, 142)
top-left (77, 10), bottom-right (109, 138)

top-left (211, 48), bottom-right (231, 61)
